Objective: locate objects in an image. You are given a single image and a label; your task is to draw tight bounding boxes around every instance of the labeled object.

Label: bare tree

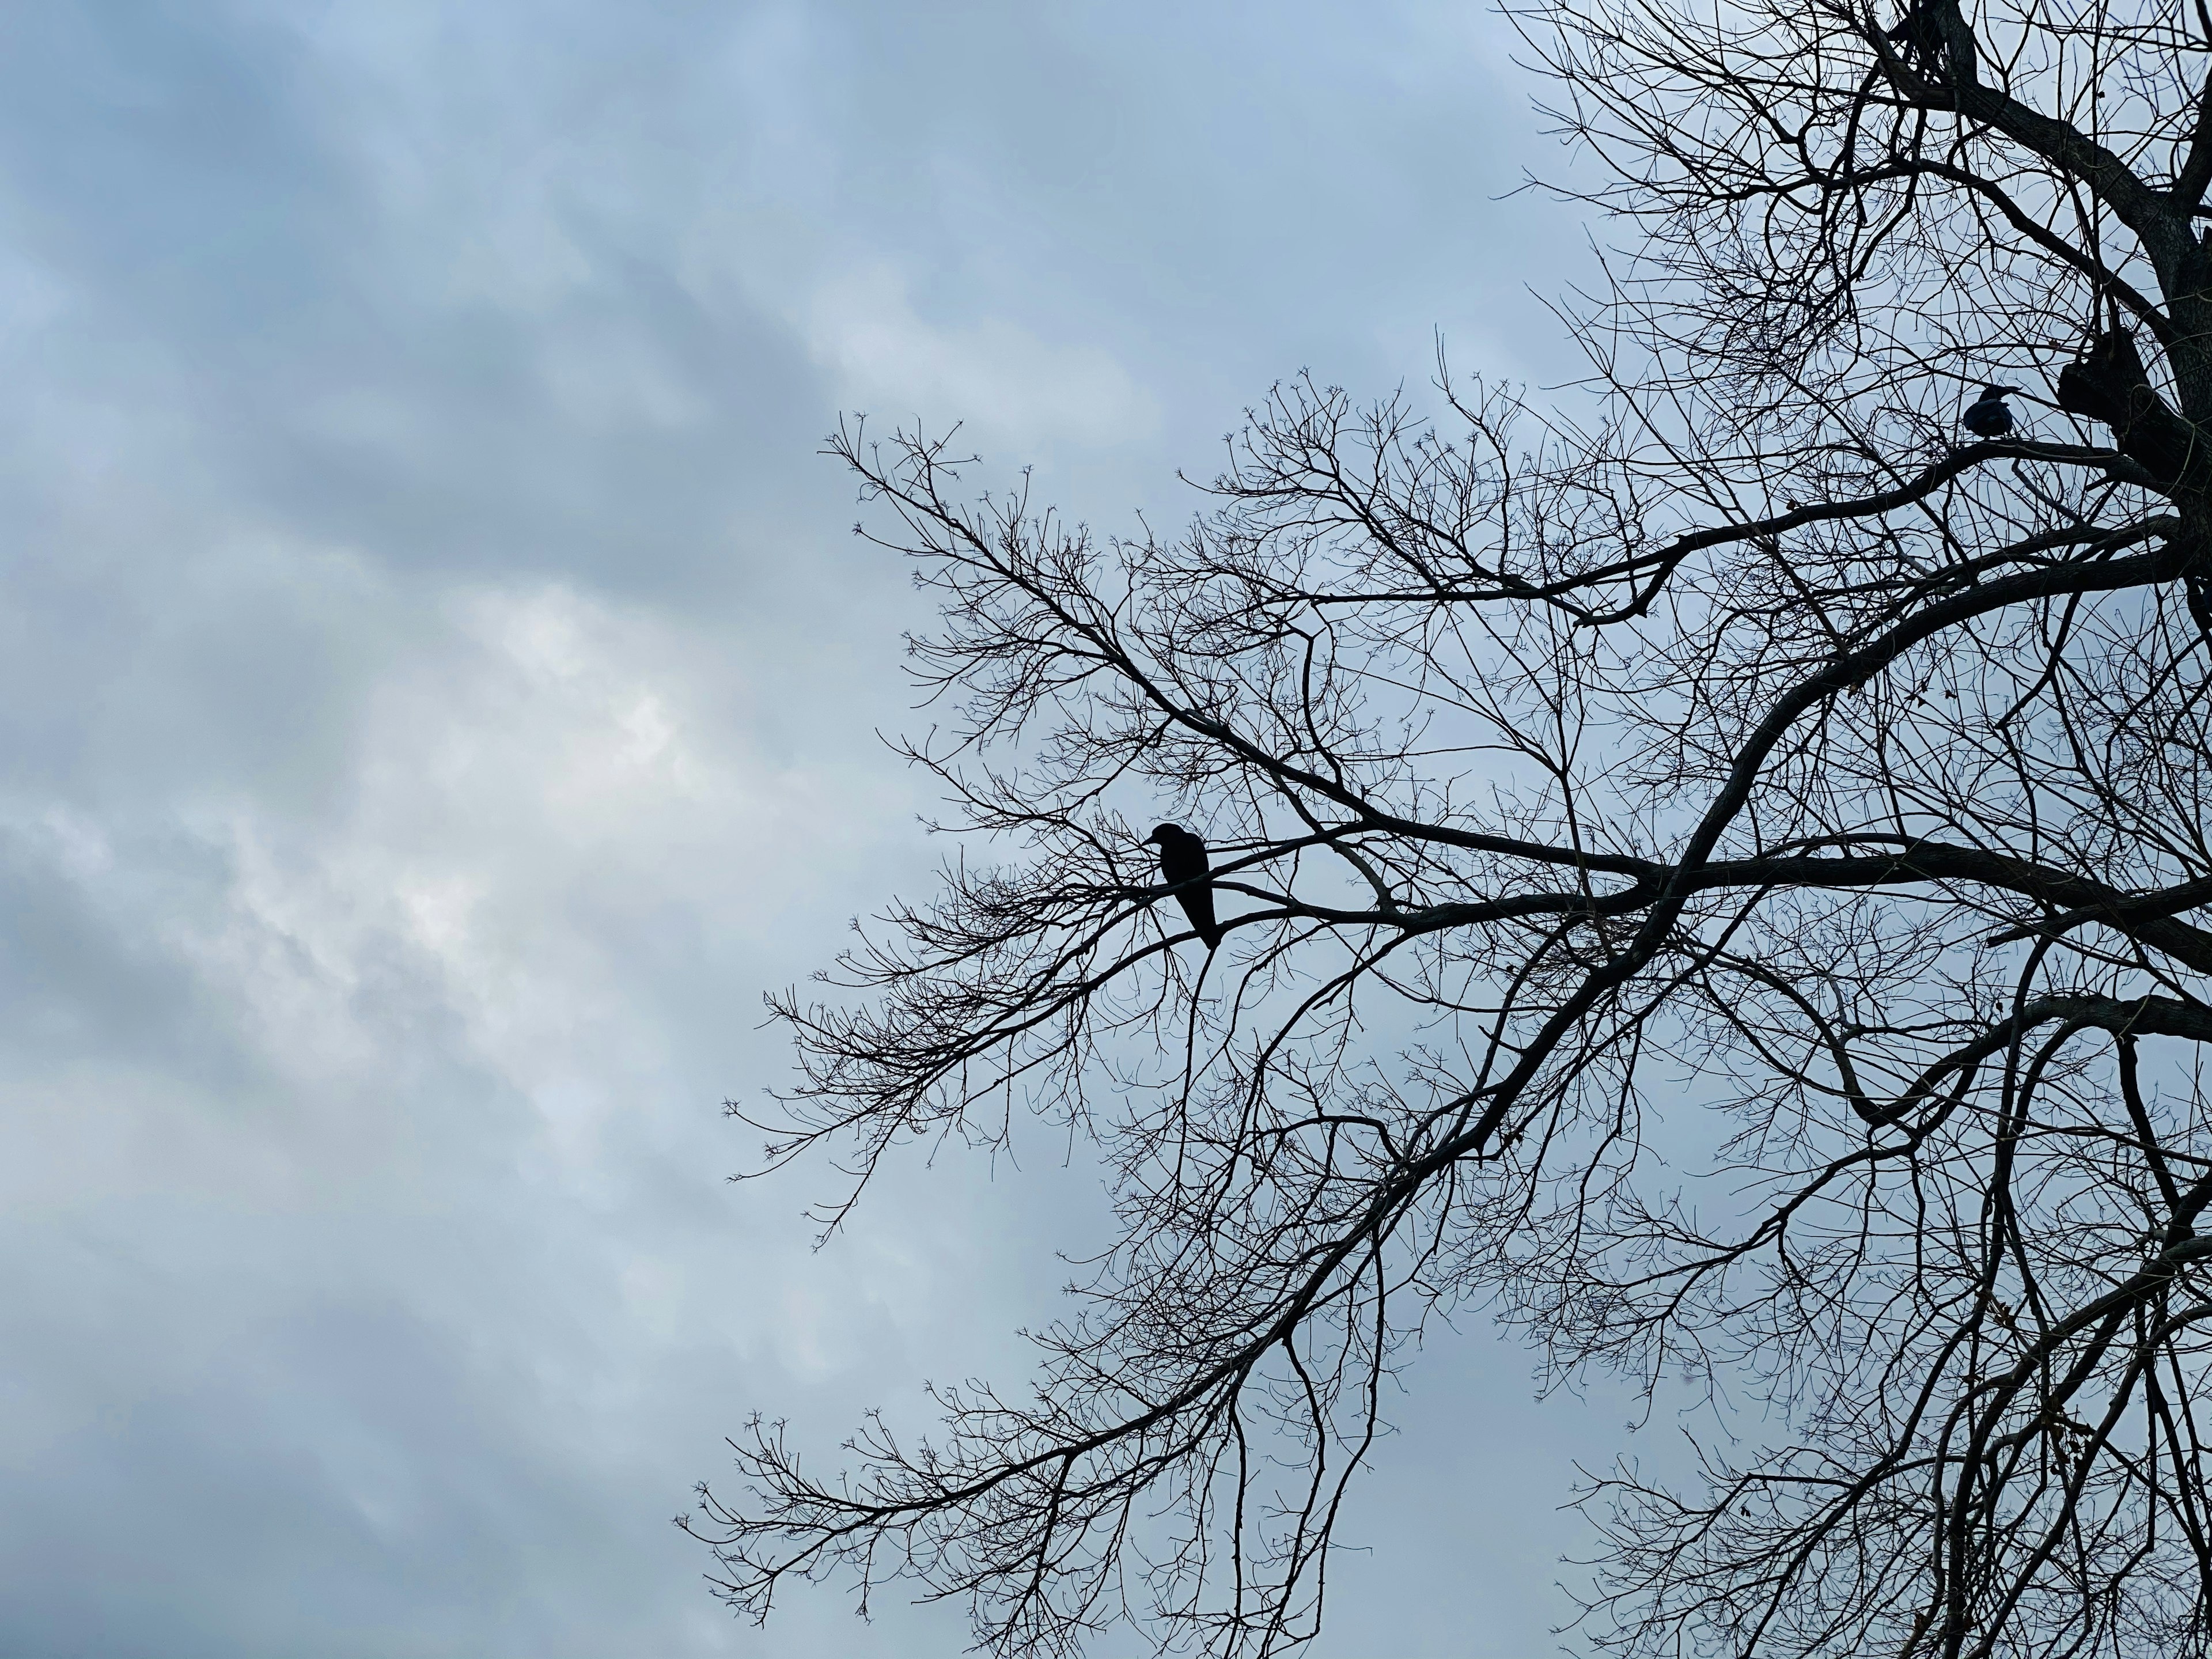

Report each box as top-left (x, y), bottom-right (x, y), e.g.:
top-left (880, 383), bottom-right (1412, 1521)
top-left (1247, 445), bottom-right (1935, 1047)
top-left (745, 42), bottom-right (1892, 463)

top-left (682, 1), bottom-right (2212, 1655)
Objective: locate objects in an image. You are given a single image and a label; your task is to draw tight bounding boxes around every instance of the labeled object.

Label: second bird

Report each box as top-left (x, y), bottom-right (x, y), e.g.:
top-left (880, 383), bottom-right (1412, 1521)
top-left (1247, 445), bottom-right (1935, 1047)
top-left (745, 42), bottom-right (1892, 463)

top-left (1143, 823), bottom-right (1223, 950)
top-left (1962, 384), bottom-right (2018, 437)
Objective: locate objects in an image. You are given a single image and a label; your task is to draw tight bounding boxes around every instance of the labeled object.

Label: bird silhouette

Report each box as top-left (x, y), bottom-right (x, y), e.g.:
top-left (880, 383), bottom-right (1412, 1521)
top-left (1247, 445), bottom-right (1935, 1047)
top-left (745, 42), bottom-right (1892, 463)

top-left (1961, 384), bottom-right (2018, 438)
top-left (1884, 0), bottom-right (1979, 85)
top-left (1143, 824), bottom-right (1222, 950)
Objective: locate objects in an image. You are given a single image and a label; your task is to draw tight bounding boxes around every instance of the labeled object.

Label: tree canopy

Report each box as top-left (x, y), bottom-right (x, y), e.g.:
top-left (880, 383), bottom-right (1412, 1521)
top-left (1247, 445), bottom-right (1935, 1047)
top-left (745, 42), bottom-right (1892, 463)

top-left (686, 1), bottom-right (2212, 1654)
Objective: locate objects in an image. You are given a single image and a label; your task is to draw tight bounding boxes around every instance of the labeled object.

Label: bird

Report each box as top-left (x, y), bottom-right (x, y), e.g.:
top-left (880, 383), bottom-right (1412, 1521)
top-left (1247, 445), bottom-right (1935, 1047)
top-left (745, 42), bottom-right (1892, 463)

top-left (1143, 824), bottom-right (1222, 950)
top-left (1884, 0), bottom-right (1979, 86)
top-left (1961, 383), bottom-right (2018, 438)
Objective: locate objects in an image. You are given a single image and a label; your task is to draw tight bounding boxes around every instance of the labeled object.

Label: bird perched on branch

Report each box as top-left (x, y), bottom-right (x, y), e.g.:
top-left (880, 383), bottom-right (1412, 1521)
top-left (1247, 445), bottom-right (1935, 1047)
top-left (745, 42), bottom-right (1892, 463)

top-left (1143, 824), bottom-right (1222, 950)
top-left (2052, 325), bottom-right (2212, 639)
top-left (1884, 0), bottom-right (1979, 85)
top-left (2054, 325), bottom-right (2179, 468)
top-left (1961, 384), bottom-right (2018, 437)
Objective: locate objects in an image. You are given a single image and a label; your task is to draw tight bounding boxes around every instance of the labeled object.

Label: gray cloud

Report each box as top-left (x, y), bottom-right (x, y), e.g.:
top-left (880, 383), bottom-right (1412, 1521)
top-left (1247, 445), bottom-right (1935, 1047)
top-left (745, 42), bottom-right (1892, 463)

top-left (0, 3), bottom-right (1618, 1654)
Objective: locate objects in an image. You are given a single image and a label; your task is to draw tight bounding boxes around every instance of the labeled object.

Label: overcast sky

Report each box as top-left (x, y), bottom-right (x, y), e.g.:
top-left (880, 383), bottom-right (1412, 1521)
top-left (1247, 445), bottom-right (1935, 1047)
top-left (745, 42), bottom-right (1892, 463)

top-left (0, 5), bottom-right (1637, 1654)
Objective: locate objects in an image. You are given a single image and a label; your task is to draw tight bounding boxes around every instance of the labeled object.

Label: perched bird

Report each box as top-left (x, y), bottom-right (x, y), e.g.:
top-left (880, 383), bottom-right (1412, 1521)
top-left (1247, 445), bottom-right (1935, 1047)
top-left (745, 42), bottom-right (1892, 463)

top-left (1884, 0), bottom-right (1979, 86)
top-left (1961, 383), bottom-right (2018, 438)
top-left (1143, 823), bottom-right (1222, 950)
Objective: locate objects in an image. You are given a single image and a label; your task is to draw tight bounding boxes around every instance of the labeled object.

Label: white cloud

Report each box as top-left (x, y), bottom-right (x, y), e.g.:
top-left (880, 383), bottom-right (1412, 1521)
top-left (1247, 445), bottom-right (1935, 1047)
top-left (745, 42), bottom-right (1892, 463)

top-left (798, 262), bottom-right (1158, 446)
top-left (0, 2), bottom-right (1601, 1652)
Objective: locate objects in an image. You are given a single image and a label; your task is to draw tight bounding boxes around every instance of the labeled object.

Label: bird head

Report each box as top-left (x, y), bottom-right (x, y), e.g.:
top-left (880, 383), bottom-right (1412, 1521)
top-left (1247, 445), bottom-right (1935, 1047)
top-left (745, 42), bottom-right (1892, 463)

top-left (1142, 824), bottom-right (1182, 847)
top-left (1979, 383), bottom-right (2020, 397)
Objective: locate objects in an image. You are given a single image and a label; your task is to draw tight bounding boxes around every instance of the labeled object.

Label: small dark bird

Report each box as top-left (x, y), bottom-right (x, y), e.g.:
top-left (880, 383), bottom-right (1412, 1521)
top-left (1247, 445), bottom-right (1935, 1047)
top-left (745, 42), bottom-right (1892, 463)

top-left (1884, 0), bottom-right (1979, 86)
top-left (1961, 384), bottom-right (2018, 438)
top-left (1143, 823), bottom-right (1222, 950)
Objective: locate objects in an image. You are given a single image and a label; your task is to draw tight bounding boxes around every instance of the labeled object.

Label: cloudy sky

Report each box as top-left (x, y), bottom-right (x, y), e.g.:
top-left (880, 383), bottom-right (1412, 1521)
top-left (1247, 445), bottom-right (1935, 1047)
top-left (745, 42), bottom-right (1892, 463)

top-left (0, 5), bottom-right (1631, 1654)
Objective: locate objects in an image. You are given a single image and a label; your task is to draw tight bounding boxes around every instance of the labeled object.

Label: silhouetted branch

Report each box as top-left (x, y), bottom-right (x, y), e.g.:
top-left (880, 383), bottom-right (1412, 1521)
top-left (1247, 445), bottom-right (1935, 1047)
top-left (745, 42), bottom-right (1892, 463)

top-left (694, 1), bottom-right (2212, 1654)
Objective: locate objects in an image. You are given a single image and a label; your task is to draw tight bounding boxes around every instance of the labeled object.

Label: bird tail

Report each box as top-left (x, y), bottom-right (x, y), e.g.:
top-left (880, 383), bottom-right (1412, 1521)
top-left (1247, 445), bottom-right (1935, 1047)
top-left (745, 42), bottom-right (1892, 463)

top-left (1175, 888), bottom-right (1224, 953)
